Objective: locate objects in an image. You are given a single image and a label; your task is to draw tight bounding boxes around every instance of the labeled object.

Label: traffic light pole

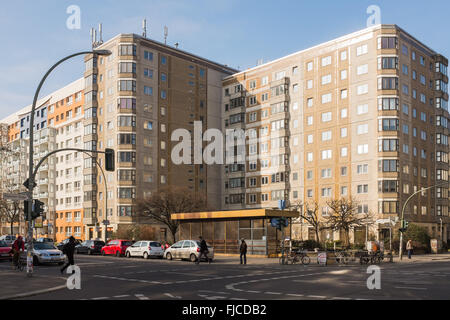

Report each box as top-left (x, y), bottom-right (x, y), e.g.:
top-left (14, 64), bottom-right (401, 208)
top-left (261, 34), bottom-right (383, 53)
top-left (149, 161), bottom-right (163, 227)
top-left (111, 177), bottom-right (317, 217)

top-left (399, 182), bottom-right (448, 260)
top-left (25, 50), bottom-right (111, 277)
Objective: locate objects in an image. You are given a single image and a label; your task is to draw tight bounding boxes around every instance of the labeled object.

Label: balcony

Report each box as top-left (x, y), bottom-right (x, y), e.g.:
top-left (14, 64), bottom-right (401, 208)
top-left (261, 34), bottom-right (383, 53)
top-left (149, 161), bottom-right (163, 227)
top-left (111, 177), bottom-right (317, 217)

top-left (39, 178), bottom-right (49, 185)
top-left (39, 192), bottom-right (49, 199)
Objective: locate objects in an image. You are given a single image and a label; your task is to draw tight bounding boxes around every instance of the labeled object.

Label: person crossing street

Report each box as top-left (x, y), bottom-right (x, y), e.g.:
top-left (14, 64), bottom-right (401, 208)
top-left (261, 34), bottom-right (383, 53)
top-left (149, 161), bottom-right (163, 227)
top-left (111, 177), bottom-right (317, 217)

top-left (240, 238), bottom-right (247, 265)
top-left (196, 236), bottom-right (210, 264)
top-left (60, 236), bottom-right (76, 274)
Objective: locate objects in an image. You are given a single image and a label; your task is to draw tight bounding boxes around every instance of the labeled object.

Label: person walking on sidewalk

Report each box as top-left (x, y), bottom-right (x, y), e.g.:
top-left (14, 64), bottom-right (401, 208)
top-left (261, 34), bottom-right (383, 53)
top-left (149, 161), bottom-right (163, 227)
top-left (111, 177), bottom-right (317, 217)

top-left (240, 239), bottom-right (247, 265)
top-left (60, 236), bottom-right (76, 274)
top-left (196, 236), bottom-right (210, 264)
top-left (406, 239), bottom-right (413, 259)
top-left (11, 236), bottom-right (24, 269)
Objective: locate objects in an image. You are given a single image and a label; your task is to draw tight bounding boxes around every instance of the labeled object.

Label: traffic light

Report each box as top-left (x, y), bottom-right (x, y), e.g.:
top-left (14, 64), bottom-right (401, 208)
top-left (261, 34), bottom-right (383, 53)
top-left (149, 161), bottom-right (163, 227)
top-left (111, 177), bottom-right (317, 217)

top-left (105, 149), bottom-right (115, 172)
top-left (399, 220), bottom-right (410, 233)
top-left (32, 200), bottom-right (45, 220)
top-left (23, 200), bottom-right (31, 221)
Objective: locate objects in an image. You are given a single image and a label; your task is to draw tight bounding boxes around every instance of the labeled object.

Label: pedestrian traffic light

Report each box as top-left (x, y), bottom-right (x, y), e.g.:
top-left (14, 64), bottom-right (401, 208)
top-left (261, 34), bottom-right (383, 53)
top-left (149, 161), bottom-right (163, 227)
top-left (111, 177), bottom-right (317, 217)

top-left (404, 220), bottom-right (409, 229)
top-left (32, 200), bottom-right (45, 220)
top-left (105, 149), bottom-right (115, 172)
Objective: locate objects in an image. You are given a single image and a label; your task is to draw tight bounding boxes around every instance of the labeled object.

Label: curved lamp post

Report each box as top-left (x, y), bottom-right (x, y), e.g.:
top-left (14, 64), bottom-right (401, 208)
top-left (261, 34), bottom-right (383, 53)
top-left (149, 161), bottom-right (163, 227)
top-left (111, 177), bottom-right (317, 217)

top-left (399, 182), bottom-right (448, 260)
top-left (25, 50), bottom-right (111, 277)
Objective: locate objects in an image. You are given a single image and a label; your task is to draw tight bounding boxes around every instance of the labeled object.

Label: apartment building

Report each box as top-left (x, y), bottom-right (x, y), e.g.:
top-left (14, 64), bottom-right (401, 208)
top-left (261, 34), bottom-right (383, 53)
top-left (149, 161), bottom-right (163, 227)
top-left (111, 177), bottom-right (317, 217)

top-left (222, 24), bottom-right (450, 244)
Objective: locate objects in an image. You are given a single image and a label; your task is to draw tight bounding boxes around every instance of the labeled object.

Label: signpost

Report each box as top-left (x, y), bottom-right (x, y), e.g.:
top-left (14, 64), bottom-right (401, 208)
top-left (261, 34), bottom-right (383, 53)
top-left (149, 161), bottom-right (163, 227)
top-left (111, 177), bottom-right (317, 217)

top-left (3, 193), bottom-right (30, 201)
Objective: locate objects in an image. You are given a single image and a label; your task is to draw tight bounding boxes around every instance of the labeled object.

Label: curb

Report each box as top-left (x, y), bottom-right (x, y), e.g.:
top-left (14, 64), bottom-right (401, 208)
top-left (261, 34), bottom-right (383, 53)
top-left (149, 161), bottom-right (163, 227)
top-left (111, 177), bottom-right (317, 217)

top-left (0, 277), bottom-right (67, 300)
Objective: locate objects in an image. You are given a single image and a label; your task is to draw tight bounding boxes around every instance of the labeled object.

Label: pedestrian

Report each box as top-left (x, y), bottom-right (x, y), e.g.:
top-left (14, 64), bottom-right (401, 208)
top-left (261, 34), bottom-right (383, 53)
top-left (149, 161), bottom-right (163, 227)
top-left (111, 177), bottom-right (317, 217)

top-left (240, 238), bottom-right (247, 265)
top-left (196, 236), bottom-right (210, 264)
top-left (406, 239), bottom-right (413, 260)
top-left (61, 236), bottom-right (76, 274)
top-left (11, 236), bottom-right (25, 269)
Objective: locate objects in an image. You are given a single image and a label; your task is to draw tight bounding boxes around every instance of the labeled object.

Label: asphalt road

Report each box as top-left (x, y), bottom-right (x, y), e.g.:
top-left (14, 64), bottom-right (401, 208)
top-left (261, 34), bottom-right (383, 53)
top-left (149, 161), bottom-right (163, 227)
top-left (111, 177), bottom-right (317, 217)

top-left (3, 254), bottom-right (449, 300)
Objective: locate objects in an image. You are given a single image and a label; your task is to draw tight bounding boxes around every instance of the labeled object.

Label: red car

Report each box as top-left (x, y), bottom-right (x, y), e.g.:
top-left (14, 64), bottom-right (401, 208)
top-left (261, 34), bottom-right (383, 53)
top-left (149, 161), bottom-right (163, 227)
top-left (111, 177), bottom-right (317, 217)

top-left (101, 240), bottom-right (133, 257)
top-left (0, 240), bottom-right (12, 260)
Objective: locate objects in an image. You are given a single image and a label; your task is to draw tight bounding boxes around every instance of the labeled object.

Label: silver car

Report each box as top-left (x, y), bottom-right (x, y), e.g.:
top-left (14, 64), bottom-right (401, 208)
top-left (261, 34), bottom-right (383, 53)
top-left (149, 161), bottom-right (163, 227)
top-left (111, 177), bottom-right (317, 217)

top-left (25, 242), bottom-right (66, 266)
top-left (0, 235), bottom-right (16, 247)
top-left (164, 240), bottom-right (214, 262)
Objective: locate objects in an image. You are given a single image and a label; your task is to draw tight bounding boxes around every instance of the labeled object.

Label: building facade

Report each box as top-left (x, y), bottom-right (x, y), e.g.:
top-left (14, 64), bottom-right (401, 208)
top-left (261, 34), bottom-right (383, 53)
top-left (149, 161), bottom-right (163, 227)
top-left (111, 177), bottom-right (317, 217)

top-left (222, 24), bottom-right (450, 244)
top-left (1, 25), bottom-right (449, 245)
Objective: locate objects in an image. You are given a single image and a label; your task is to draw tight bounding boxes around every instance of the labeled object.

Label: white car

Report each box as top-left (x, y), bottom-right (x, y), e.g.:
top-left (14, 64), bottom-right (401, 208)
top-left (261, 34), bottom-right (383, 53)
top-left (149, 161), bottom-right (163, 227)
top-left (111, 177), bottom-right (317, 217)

top-left (125, 241), bottom-right (164, 259)
top-left (164, 240), bottom-right (214, 262)
top-left (26, 242), bottom-right (66, 266)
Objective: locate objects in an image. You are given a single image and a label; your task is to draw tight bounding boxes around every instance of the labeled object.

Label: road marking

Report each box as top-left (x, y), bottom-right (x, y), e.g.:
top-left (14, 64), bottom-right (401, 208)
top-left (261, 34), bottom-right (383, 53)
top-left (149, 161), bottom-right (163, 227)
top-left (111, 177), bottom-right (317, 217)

top-left (199, 290), bottom-right (230, 295)
top-left (286, 294), bottom-right (304, 297)
top-left (92, 297), bottom-right (109, 300)
top-left (265, 292), bottom-right (282, 295)
top-left (331, 297), bottom-right (352, 300)
top-left (164, 293), bottom-right (182, 299)
top-left (113, 295), bottom-right (130, 298)
top-left (395, 286), bottom-right (427, 291)
top-left (307, 295), bottom-right (326, 299)
top-left (135, 294), bottom-right (150, 300)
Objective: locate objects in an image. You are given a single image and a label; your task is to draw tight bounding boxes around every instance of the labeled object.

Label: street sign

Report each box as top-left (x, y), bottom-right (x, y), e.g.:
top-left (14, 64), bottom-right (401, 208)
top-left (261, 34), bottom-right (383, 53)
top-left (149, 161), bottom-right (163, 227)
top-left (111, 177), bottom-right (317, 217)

top-left (3, 193), bottom-right (29, 201)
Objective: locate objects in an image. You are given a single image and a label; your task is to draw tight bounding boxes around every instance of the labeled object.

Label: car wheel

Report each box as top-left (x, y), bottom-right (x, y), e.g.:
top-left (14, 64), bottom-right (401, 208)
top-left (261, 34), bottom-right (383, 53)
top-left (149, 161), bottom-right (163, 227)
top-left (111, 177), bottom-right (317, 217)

top-left (126, 251), bottom-right (131, 258)
top-left (166, 253), bottom-right (173, 260)
top-left (143, 252), bottom-right (149, 259)
top-left (190, 254), bottom-right (197, 263)
top-left (115, 251), bottom-right (121, 257)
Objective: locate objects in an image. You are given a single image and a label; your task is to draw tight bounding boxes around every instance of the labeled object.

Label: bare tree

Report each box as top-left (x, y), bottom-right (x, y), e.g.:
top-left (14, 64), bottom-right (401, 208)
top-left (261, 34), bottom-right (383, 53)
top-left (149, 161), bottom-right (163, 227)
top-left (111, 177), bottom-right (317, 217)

top-left (0, 199), bottom-right (22, 235)
top-left (136, 187), bottom-right (208, 242)
top-left (290, 200), bottom-right (323, 243)
top-left (325, 197), bottom-right (374, 247)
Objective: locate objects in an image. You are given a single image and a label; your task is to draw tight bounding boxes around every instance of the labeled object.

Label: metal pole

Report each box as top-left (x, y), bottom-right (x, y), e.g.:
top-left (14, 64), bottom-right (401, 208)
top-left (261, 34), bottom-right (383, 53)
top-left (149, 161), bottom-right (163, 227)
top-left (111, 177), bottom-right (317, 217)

top-left (25, 50), bottom-right (110, 277)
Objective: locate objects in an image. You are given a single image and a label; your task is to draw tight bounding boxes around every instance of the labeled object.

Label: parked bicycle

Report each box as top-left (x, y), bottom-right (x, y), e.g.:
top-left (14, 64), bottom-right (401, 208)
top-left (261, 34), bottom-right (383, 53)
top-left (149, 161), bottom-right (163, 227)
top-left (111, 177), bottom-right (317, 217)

top-left (279, 249), bottom-right (310, 266)
top-left (335, 250), bottom-right (351, 265)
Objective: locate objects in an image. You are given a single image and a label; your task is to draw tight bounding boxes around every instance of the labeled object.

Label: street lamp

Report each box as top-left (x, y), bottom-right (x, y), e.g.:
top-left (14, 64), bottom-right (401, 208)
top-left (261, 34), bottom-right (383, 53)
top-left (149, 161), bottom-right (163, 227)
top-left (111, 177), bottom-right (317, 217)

top-left (25, 49), bottom-right (111, 277)
top-left (399, 182), bottom-right (448, 260)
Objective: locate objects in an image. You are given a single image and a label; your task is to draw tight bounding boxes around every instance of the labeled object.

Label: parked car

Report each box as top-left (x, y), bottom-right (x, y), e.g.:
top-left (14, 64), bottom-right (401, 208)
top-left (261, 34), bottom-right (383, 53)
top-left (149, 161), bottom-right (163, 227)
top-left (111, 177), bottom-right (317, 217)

top-left (164, 240), bottom-right (214, 262)
top-left (76, 240), bottom-right (105, 255)
top-left (25, 242), bottom-right (65, 266)
top-left (101, 240), bottom-right (133, 257)
top-left (0, 240), bottom-right (12, 260)
top-left (57, 238), bottom-right (81, 251)
top-left (0, 235), bottom-right (16, 247)
top-left (125, 241), bottom-right (164, 259)
top-left (37, 238), bottom-right (54, 243)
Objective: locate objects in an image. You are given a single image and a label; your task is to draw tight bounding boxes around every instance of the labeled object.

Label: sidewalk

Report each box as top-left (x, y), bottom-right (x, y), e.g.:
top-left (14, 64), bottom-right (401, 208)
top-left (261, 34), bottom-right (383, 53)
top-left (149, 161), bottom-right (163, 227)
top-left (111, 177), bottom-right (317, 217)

top-left (0, 270), bottom-right (67, 300)
top-left (392, 252), bottom-right (450, 264)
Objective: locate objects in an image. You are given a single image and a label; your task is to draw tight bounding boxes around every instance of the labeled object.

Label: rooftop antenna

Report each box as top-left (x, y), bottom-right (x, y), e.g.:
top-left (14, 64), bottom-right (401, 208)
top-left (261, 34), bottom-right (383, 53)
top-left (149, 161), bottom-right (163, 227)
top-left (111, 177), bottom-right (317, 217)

top-left (142, 19), bottom-right (147, 38)
top-left (98, 23), bottom-right (103, 44)
top-left (257, 58), bottom-right (264, 66)
top-left (164, 26), bottom-right (168, 45)
top-left (93, 29), bottom-right (98, 48)
top-left (90, 28), bottom-right (95, 48)
top-left (175, 42), bottom-right (179, 49)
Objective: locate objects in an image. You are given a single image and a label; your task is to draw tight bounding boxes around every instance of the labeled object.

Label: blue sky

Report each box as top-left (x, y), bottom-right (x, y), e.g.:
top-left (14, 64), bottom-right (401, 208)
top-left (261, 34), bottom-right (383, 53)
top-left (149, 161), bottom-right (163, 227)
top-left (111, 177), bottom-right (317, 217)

top-left (1, 0), bottom-right (449, 119)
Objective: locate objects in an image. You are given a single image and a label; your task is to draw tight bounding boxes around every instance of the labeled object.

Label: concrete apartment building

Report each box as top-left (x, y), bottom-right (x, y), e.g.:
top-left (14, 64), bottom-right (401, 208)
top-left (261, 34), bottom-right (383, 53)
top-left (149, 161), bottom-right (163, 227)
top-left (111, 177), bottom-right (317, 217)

top-left (0, 32), bottom-right (235, 241)
top-left (222, 24), bottom-right (449, 244)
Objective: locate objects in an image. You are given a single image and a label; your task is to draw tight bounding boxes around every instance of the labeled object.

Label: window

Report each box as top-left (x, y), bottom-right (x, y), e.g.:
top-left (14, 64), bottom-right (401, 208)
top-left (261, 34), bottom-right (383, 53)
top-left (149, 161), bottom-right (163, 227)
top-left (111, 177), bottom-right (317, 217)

top-left (341, 89), bottom-right (348, 99)
top-left (379, 160), bottom-right (399, 172)
top-left (356, 44), bottom-right (368, 56)
top-left (379, 139), bottom-right (398, 152)
top-left (144, 50), bottom-right (153, 61)
top-left (341, 147), bottom-right (348, 157)
top-left (357, 144), bottom-right (369, 155)
top-left (322, 131), bottom-right (332, 141)
top-left (378, 37), bottom-right (398, 49)
top-left (321, 74), bottom-right (331, 85)
top-left (322, 150), bottom-right (332, 160)
top-left (379, 118), bottom-right (399, 131)
top-left (378, 57), bottom-right (398, 69)
top-left (119, 62), bottom-right (136, 74)
top-left (357, 185), bottom-right (369, 194)
top-left (357, 164), bottom-right (369, 175)
top-left (378, 181), bottom-right (397, 193)
top-left (378, 77), bottom-right (398, 90)
top-left (341, 51), bottom-right (347, 60)
top-left (321, 112), bottom-right (332, 123)
top-left (322, 56), bottom-right (332, 67)
top-left (341, 70), bottom-right (348, 80)
top-left (357, 104), bottom-right (369, 115)
top-left (120, 44), bottom-right (137, 56)
top-left (357, 84), bottom-right (369, 95)
top-left (322, 93), bottom-right (332, 104)
top-left (307, 62), bottom-right (313, 71)
top-left (118, 80), bottom-right (136, 92)
top-left (357, 124), bottom-right (369, 135)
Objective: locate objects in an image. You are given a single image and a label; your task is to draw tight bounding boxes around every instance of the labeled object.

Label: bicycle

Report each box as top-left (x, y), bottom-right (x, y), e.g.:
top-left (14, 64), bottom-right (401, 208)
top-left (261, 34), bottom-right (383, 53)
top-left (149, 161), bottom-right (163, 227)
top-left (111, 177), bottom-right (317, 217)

top-left (335, 250), bottom-right (351, 265)
top-left (11, 254), bottom-right (24, 272)
top-left (291, 249), bottom-right (311, 265)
